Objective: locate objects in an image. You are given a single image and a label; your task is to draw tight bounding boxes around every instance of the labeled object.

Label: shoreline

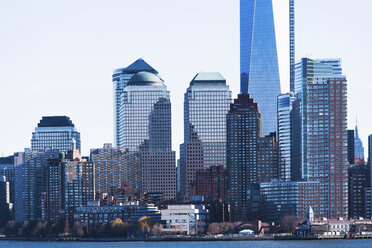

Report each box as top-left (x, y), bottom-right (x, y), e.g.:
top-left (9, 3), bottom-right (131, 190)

top-left (1, 235), bottom-right (371, 242)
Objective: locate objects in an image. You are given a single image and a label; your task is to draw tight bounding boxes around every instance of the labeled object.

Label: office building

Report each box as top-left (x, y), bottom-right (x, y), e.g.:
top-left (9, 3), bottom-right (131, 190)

top-left (0, 156), bottom-right (15, 204)
top-left (180, 72), bottom-right (231, 198)
top-left (348, 164), bottom-right (370, 219)
top-left (117, 71), bottom-right (169, 151)
top-left (90, 144), bottom-right (142, 197)
top-left (277, 93), bottom-right (297, 181)
top-left (348, 130), bottom-right (355, 165)
top-left (240, 0), bottom-right (281, 135)
top-left (354, 123), bottom-right (365, 160)
top-left (142, 98), bottom-right (177, 200)
top-left (112, 59), bottom-right (159, 147)
top-left (161, 205), bottom-right (209, 235)
top-left (31, 116), bottom-right (81, 153)
top-left (260, 181), bottom-right (322, 222)
top-left (0, 176), bottom-right (12, 227)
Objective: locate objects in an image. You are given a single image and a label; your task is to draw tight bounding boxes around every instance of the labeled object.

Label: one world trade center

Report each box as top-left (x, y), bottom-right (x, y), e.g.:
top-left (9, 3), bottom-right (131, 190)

top-left (240, 0), bottom-right (281, 135)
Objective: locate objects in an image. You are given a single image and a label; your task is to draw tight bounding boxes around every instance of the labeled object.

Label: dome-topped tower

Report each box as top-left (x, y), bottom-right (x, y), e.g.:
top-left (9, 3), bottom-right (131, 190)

top-left (127, 71), bottom-right (164, 86)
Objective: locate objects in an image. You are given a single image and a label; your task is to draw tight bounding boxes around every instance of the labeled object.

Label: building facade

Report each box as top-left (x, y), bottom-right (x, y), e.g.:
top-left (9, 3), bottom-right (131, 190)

top-left (354, 123), bottom-right (365, 160)
top-left (161, 204), bottom-right (209, 235)
top-left (348, 130), bottom-right (355, 165)
top-left (294, 58), bottom-right (348, 219)
top-left (240, 0), bottom-right (281, 135)
top-left (180, 72), bottom-right (231, 198)
top-left (14, 149), bottom-right (61, 222)
top-left (112, 59), bottom-right (159, 147)
top-left (192, 165), bottom-right (227, 202)
top-left (348, 164), bottom-right (371, 219)
top-left (0, 156), bottom-right (15, 204)
top-left (117, 71), bottom-right (169, 151)
top-left (31, 116), bottom-right (81, 153)
top-left (227, 94), bottom-right (261, 221)
top-left (277, 93), bottom-right (297, 181)
top-left (260, 181), bottom-right (322, 222)
top-left (90, 144), bottom-right (142, 197)
top-left (142, 98), bottom-right (177, 200)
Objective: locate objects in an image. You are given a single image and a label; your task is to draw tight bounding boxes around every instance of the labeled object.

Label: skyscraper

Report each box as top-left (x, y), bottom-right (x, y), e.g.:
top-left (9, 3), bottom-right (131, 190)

top-left (118, 71), bottom-right (169, 151)
top-left (31, 116), bottom-right (81, 153)
top-left (14, 149), bottom-right (61, 222)
top-left (289, 0), bottom-right (295, 92)
top-left (112, 59), bottom-right (159, 147)
top-left (240, 0), bottom-right (281, 135)
top-left (227, 94), bottom-right (261, 221)
top-left (277, 93), bottom-right (296, 181)
top-left (294, 58), bottom-right (348, 218)
top-left (142, 98), bottom-right (177, 200)
top-left (347, 130), bottom-right (355, 165)
top-left (180, 72), bottom-right (231, 198)
top-left (354, 123), bottom-right (365, 160)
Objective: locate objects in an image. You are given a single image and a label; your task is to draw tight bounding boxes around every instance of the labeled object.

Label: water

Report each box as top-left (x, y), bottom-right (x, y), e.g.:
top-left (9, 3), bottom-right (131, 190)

top-left (1, 240), bottom-right (372, 248)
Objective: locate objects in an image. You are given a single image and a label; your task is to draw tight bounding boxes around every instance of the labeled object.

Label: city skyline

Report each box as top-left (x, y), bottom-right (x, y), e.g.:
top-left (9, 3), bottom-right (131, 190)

top-left (1, 0), bottom-right (372, 157)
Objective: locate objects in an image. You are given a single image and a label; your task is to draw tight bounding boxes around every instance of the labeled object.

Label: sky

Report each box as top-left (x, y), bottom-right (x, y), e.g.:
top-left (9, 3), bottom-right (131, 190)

top-left (1, 0), bottom-right (372, 158)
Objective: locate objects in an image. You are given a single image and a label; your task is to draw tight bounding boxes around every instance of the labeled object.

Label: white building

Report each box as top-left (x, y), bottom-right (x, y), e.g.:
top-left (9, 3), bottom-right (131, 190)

top-left (161, 204), bottom-right (209, 235)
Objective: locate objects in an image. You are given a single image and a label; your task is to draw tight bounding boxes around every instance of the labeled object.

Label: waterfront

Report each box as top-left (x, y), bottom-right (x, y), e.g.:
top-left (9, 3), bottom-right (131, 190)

top-left (1, 240), bottom-right (372, 248)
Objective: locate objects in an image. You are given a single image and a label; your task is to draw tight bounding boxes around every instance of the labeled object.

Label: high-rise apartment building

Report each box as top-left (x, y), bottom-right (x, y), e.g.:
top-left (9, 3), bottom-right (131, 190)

top-left (0, 176), bottom-right (12, 227)
top-left (90, 144), bottom-right (141, 197)
top-left (227, 94), bottom-right (261, 221)
top-left (348, 164), bottom-right (370, 219)
top-left (348, 130), bottom-right (356, 165)
top-left (293, 58), bottom-right (348, 218)
top-left (14, 149), bottom-right (61, 222)
top-left (193, 165), bottom-right (227, 202)
top-left (240, 0), bottom-right (281, 135)
top-left (62, 151), bottom-right (95, 210)
top-left (31, 116), bottom-right (81, 153)
top-left (112, 59), bottom-right (159, 147)
top-left (118, 71), bottom-right (169, 151)
top-left (277, 93), bottom-right (297, 181)
top-left (180, 72), bottom-right (231, 198)
top-left (0, 156), bottom-right (15, 204)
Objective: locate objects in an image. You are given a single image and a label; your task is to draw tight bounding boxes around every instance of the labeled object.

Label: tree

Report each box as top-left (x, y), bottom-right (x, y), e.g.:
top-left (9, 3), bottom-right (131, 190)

top-left (280, 215), bottom-right (301, 234)
top-left (72, 221), bottom-right (84, 237)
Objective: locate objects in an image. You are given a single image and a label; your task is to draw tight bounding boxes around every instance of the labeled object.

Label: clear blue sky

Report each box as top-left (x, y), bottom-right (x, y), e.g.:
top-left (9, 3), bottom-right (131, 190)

top-left (1, 0), bottom-right (371, 157)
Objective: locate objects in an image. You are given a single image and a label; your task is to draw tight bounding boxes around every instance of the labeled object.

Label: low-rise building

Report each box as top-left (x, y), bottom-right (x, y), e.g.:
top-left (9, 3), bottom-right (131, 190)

top-left (297, 207), bottom-right (372, 237)
top-left (74, 204), bottom-right (161, 228)
top-left (161, 204), bottom-right (209, 235)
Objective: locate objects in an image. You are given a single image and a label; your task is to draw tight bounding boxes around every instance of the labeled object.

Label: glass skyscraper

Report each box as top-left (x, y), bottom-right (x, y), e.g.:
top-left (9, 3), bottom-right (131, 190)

top-left (240, 0), bottom-right (281, 135)
top-left (117, 71), bottom-right (169, 151)
top-left (31, 116), bottom-right (81, 153)
top-left (180, 72), bottom-right (231, 198)
top-left (277, 92), bottom-right (296, 182)
top-left (112, 59), bottom-right (159, 147)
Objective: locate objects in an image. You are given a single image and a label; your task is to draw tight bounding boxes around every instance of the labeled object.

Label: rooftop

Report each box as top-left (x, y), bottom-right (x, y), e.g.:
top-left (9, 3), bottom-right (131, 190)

top-left (113, 58), bottom-right (158, 75)
top-left (190, 72), bottom-right (226, 86)
top-left (127, 71), bottom-right (164, 86)
top-left (37, 116), bottom-right (75, 128)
